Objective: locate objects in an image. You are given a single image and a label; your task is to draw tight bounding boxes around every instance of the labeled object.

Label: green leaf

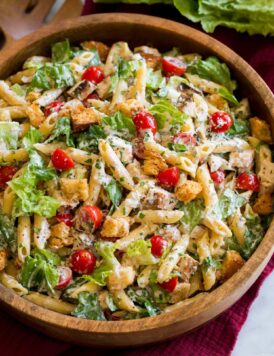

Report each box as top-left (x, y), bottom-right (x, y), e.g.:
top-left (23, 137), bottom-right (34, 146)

top-left (218, 87), bottom-right (239, 106)
top-left (227, 118), bottom-right (250, 136)
top-left (149, 99), bottom-right (187, 129)
top-left (186, 56), bottom-right (236, 92)
top-left (11, 83), bottom-right (26, 97)
top-left (126, 239), bottom-right (157, 265)
top-left (52, 39), bottom-right (72, 63)
top-left (0, 212), bottom-right (17, 254)
top-left (103, 111), bottom-right (136, 138)
top-left (103, 179), bottom-right (122, 212)
top-left (202, 256), bottom-right (221, 271)
top-left (83, 264), bottom-right (113, 286)
top-left (126, 287), bottom-right (160, 317)
top-left (179, 199), bottom-right (205, 233)
top-left (242, 216), bottom-right (265, 259)
top-left (76, 124), bottom-right (106, 152)
top-left (28, 63), bottom-right (75, 92)
top-left (146, 69), bottom-right (165, 90)
top-left (219, 189), bottom-right (246, 220)
top-left (0, 122), bottom-right (20, 150)
top-left (167, 143), bottom-right (187, 152)
top-left (22, 128), bottom-right (43, 151)
top-left (71, 292), bottom-right (106, 320)
top-left (45, 117), bottom-right (74, 147)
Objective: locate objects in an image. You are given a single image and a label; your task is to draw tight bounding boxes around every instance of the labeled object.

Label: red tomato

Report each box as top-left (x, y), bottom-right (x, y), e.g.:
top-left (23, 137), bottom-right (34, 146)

top-left (79, 205), bottom-right (103, 231)
top-left (0, 165), bottom-right (17, 188)
top-left (162, 57), bottom-right (187, 76)
top-left (69, 250), bottom-right (97, 275)
top-left (210, 111), bottom-right (233, 133)
top-left (173, 132), bottom-right (197, 146)
top-left (210, 169), bottom-right (225, 185)
top-left (157, 166), bottom-right (180, 186)
top-left (56, 266), bottom-right (72, 289)
top-left (236, 172), bottom-right (260, 192)
top-left (81, 66), bottom-right (105, 84)
top-left (56, 212), bottom-right (74, 227)
top-left (133, 111), bottom-right (157, 135)
top-left (151, 235), bottom-right (168, 258)
top-left (159, 276), bottom-right (178, 293)
top-left (44, 101), bottom-right (63, 117)
top-left (51, 148), bottom-right (75, 170)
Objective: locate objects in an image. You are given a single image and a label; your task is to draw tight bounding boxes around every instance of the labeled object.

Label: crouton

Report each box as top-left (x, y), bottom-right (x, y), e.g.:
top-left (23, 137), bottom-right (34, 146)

top-left (175, 180), bottom-right (202, 203)
top-left (221, 250), bottom-right (245, 281)
top-left (26, 102), bottom-right (45, 127)
top-left (142, 150), bottom-right (168, 176)
top-left (59, 178), bottom-right (89, 204)
top-left (206, 93), bottom-right (229, 111)
top-left (81, 41), bottom-right (110, 61)
top-left (26, 91), bottom-right (40, 103)
top-left (48, 222), bottom-right (73, 249)
top-left (101, 216), bottom-right (130, 238)
top-left (51, 222), bottom-right (70, 239)
top-left (142, 187), bottom-right (177, 210)
top-left (0, 250), bottom-right (7, 271)
top-left (250, 117), bottom-right (272, 144)
top-left (178, 254), bottom-right (199, 282)
top-left (169, 282), bottom-right (190, 303)
top-left (67, 80), bottom-right (96, 101)
top-left (107, 266), bottom-right (135, 291)
top-left (70, 106), bottom-right (101, 132)
top-left (229, 149), bottom-right (255, 171)
top-left (115, 99), bottom-right (144, 117)
top-left (134, 46), bottom-right (162, 69)
top-left (253, 194), bottom-right (273, 215)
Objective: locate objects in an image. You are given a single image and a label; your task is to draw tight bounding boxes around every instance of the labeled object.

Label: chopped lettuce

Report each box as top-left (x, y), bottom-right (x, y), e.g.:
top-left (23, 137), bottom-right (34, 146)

top-left (0, 122), bottom-right (20, 150)
top-left (0, 212), bottom-right (17, 254)
top-left (45, 117), bottom-right (74, 147)
top-left (126, 239), bottom-right (157, 265)
top-left (71, 292), bottom-right (106, 320)
top-left (186, 56), bottom-right (236, 92)
top-left (146, 69), bottom-right (165, 90)
top-left (76, 124), bottom-right (106, 152)
top-left (20, 248), bottom-right (60, 294)
top-left (103, 111), bottom-right (136, 138)
top-left (103, 178), bottom-right (122, 214)
top-left (227, 118), bottom-right (250, 136)
top-left (219, 189), bottom-right (246, 220)
top-left (83, 264), bottom-right (113, 287)
top-left (242, 215), bottom-right (265, 259)
top-left (28, 63), bottom-right (75, 92)
top-left (149, 99), bottom-right (187, 129)
top-left (52, 39), bottom-right (72, 63)
top-left (218, 87), bottom-right (239, 106)
top-left (202, 256), bottom-right (221, 271)
top-left (179, 199), bottom-right (205, 233)
top-left (11, 83), bottom-right (26, 97)
top-left (126, 287), bottom-right (160, 316)
top-left (22, 128), bottom-right (43, 151)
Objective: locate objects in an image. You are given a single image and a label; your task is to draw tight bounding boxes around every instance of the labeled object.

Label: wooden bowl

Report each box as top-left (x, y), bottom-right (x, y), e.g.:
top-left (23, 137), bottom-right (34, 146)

top-left (0, 13), bottom-right (273, 348)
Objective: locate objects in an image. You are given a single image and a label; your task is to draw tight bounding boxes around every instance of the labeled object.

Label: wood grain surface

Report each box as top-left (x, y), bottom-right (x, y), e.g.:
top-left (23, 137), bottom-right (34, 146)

top-left (0, 13), bottom-right (273, 348)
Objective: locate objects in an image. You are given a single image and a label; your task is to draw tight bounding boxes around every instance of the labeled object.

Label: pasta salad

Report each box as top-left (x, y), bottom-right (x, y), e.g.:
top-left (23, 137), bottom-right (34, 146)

top-left (0, 39), bottom-right (273, 320)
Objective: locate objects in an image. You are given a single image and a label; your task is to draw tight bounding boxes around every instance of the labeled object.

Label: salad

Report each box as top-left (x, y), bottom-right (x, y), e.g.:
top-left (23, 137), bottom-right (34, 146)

top-left (0, 39), bottom-right (273, 321)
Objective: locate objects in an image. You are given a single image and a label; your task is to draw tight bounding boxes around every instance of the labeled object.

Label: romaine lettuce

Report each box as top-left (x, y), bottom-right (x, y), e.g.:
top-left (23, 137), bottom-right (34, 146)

top-left (76, 124), bottom-right (106, 152)
top-left (219, 189), bottom-right (246, 220)
top-left (52, 39), bottom-right (72, 63)
top-left (71, 292), bottom-right (106, 320)
top-left (45, 117), bottom-right (74, 147)
top-left (103, 111), bottom-right (136, 138)
top-left (178, 199), bottom-right (205, 233)
top-left (0, 122), bottom-right (20, 150)
top-left (0, 212), bottom-right (17, 254)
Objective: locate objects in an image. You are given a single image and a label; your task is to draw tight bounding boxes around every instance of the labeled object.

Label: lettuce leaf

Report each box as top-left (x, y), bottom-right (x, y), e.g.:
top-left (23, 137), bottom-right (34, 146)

top-left (126, 239), bottom-right (157, 265)
top-left (71, 292), bottom-right (106, 320)
top-left (178, 199), bottom-right (205, 233)
top-left (103, 179), bottom-right (122, 213)
top-left (226, 118), bottom-right (250, 136)
top-left (242, 215), bottom-right (265, 259)
top-left (103, 111), bottom-right (136, 138)
top-left (126, 287), bottom-right (160, 316)
top-left (76, 124), bottom-right (106, 152)
top-left (146, 69), bottom-right (165, 90)
top-left (0, 212), bottom-right (17, 254)
top-left (45, 117), bottom-right (74, 147)
top-left (11, 83), bottom-right (26, 97)
top-left (22, 128), bottom-right (43, 151)
top-left (218, 87), bottom-right (239, 106)
top-left (219, 189), bottom-right (246, 219)
top-left (52, 39), bottom-right (72, 63)
top-left (0, 122), bottom-right (20, 150)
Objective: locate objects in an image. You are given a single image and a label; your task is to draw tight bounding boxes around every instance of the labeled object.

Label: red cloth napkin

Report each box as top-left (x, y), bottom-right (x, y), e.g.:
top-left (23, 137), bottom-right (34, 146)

top-left (0, 3), bottom-right (273, 356)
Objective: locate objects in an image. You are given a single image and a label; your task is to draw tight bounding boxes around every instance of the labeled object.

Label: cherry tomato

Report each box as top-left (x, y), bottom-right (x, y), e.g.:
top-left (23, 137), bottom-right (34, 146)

top-left (0, 165), bottom-right (17, 188)
top-left (162, 57), bottom-right (187, 76)
top-left (173, 132), bottom-right (197, 146)
top-left (157, 166), bottom-right (180, 186)
top-left (44, 101), bottom-right (63, 117)
top-left (51, 148), bottom-right (75, 170)
top-left (210, 111), bottom-right (233, 133)
top-left (236, 172), bottom-right (260, 192)
top-left (56, 266), bottom-right (72, 289)
top-left (69, 250), bottom-right (97, 275)
top-left (159, 276), bottom-right (178, 293)
top-left (81, 66), bottom-right (105, 84)
top-left (56, 212), bottom-right (74, 227)
top-left (133, 111), bottom-right (157, 135)
top-left (79, 205), bottom-right (103, 231)
top-left (151, 235), bottom-right (168, 258)
top-left (210, 169), bottom-right (225, 185)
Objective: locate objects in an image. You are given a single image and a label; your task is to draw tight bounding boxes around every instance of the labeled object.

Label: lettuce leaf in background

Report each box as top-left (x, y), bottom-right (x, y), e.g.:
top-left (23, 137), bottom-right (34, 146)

top-left (94, 0), bottom-right (172, 3)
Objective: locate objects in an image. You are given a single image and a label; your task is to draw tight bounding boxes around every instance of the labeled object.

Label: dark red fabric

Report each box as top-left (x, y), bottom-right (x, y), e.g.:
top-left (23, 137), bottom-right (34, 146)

top-left (0, 2), bottom-right (273, 355)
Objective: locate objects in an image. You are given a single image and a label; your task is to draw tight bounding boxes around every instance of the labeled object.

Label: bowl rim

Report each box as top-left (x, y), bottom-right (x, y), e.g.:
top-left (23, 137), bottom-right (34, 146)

top-left (0, 13), bottom-right (273, 336)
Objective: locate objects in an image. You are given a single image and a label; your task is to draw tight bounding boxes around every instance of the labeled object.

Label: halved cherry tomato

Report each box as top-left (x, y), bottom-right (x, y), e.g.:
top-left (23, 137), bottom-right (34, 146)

top-left (56, 266), bottom-right (72, 289)
top-left (162, 57), bottom-right (187, 76)
top-left (159, 276), bottom-right (178, 292)
top-left (81, 66), bottom-right (104, 84)
top-left (210, 111), bottom-right (233, 133)
top-left (173, 132), bottom-right (197, 146)
top-left (0, 165), bottom-right (17, 188)
top-left (69, 250), bottom-right (97, 275)
top-left (56, 212), bottom-right (74, 227)
top-left (79, 205), bottom-right (103, 231)
top-left (51, 148), bottom-right (75, 170)
top-left (210, 169), bottom-right (225, 185)
top-left (44, 101), bottom-right (63, 117)
top-left (157, 166), bottom-right (180, 186)
top-left (151, 235), bottom-right (168, 258)
top-left (133, 111), bottom-right (157, 135)
top-left (236, 172), bottom-right (260, 192)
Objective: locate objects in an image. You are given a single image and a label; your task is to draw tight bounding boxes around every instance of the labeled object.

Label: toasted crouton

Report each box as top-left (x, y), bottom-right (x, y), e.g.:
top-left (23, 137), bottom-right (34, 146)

top-left (0, 250), bottom-right (7, 271)
top-left (70, 106), bottom-right (101, 132)
top-left (81, 41), bottom-right (110, 61)
top-left (250, 117), bottom-right (272, 144)
top-left (108, 266), bottom-right (135, 291)
top-left (26, 102), bottom-right (45, 127)
top-left (142, 150), bottom-right (168, 176)
top-left (101, 216), bottom-right (130, 238)
top-left (51, 222), bottom-right (70, 239)
top-left (115, 99), bottom-right (144, 117)
top-left (221, 250), bottom-right (245, 281)
top-left (253, 194), bottom-right (273, 215)
top-left (175, 181), bottom-right (202, 203)
top-left (206, 94), bottom-right (229, 111)
top-left (26, 91), bottom-right (40, 103)
top-left (60, 178), bottom-right (89, 204)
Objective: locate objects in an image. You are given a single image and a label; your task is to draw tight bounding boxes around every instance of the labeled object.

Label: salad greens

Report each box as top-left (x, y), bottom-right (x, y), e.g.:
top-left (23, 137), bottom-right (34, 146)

top-left (219, 189), bottom-right (246, 220)
top-left (72, 292), bottom-right (106, 320)
top-left (0, 213), bottom-right (17, 254)
top-left (179, 199), bottom-right (205, 233)
top-left (52, 39), bottom-right (73, 63)
top-left (0, 122), bottom-right (20, 150)
top-left (126, 287), bottom-right (160, 316)
top-left (45, 117), bottom-right (75, 147)
top-left (103, 111), bottom-right (136, 138)
top-left (76, 124), bottom-right (106, 152)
